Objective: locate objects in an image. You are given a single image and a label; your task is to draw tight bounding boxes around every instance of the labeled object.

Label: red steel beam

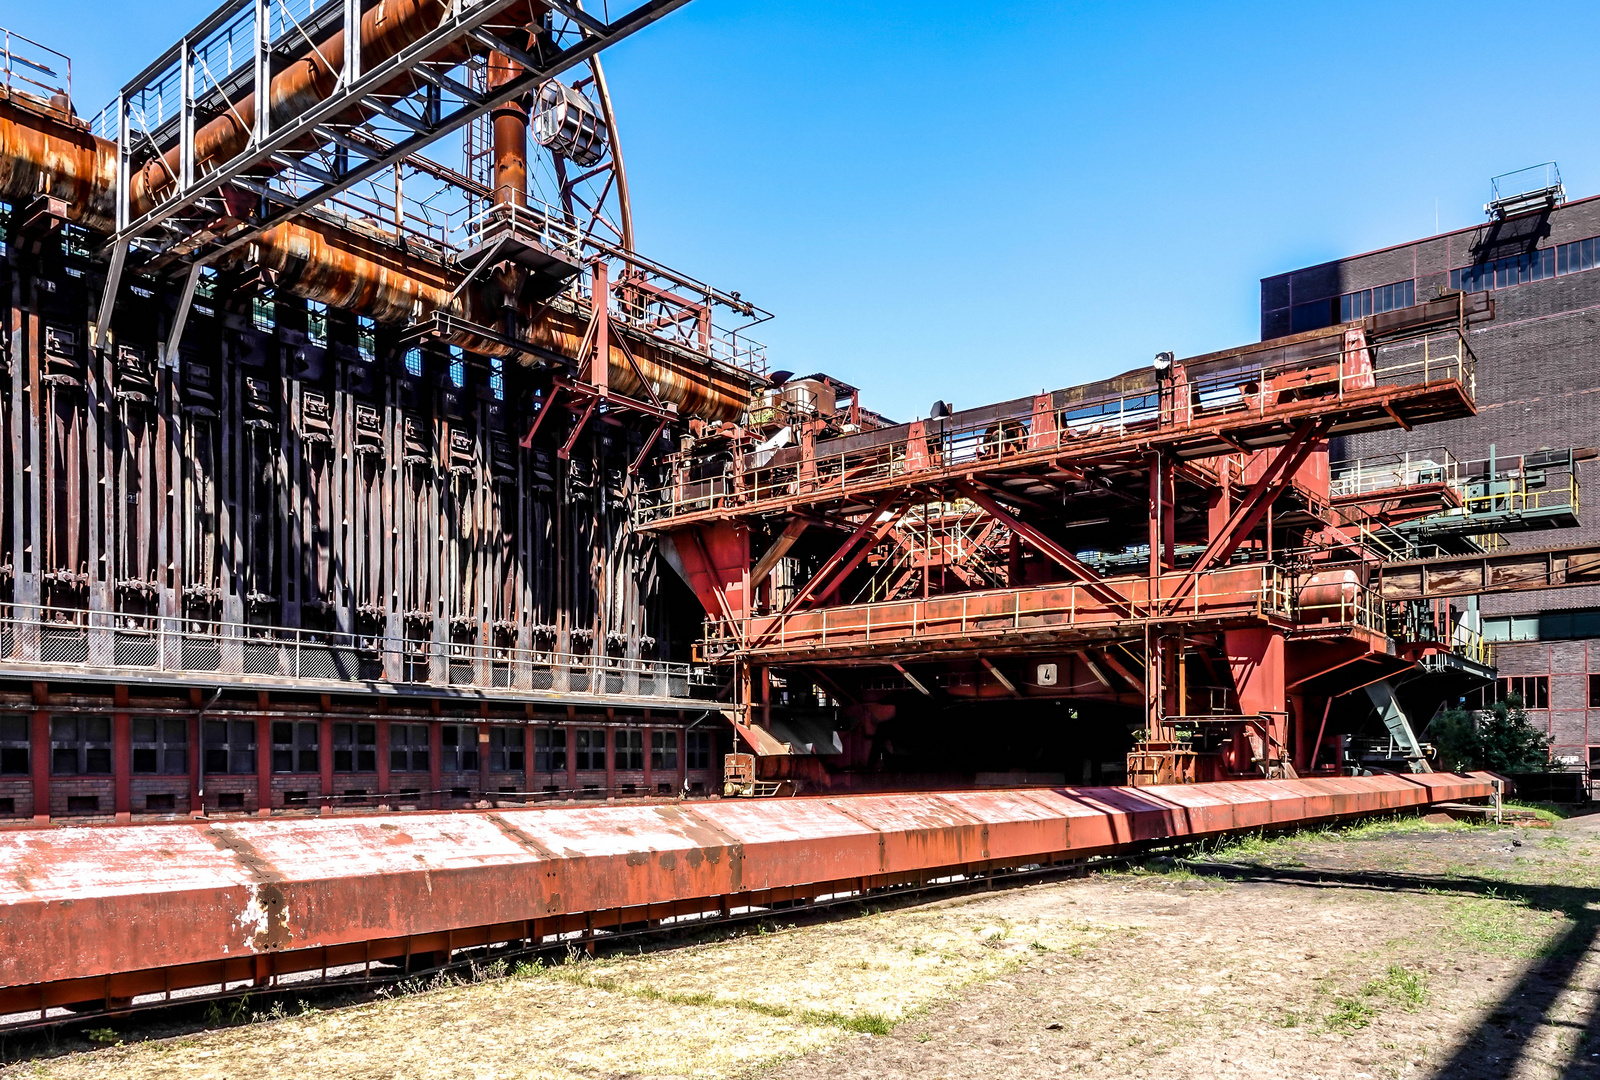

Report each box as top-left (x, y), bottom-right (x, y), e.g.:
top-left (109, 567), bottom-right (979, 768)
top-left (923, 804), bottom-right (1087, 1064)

top-left (0, 773), bottom-right (1499, 1015)
top-left (960, 484), bottom-right (1132, 614)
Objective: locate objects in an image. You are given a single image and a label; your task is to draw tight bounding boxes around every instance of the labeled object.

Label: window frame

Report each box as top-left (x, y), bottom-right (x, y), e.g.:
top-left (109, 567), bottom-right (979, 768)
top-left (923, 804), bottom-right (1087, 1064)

top-left (52, 715), bottom-right (113, 776)
top-left (575, 728), bottom-right (607, 772)
top-left (271, 721), bottom-right (320, 774)
top-left (534, 727), bottom-right (567, 773)
top-left (0, 715), bottom-right (30, 775)
top-left (203, 719), bottom-right (258, 775)
top-left (131, 716), bottom-right (189, 775)
top-left (615, 729), bottom-right (643, 771)
top-left (488, 726), bottom-right (525, 772)
top-left (651, 730), bottom-right (678, 771)
top-left (332, 722), bottom-right (378, 773)
top-left (686, 731), bottom-right (713, 771)
top-left (441, 724), bottom-right (480, 773)
top-left (389, 724), bottom-right (430, 773)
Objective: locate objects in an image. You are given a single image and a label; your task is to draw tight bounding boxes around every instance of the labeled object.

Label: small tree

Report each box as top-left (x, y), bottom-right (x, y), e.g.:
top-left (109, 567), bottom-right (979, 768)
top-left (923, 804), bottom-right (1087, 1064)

top-left (1427, 694), bottom-right (1551, 773)
top-left (1476, 695), bottom-right (1551, 772)
top-left (1429, 706), bottom-right (1479, 772)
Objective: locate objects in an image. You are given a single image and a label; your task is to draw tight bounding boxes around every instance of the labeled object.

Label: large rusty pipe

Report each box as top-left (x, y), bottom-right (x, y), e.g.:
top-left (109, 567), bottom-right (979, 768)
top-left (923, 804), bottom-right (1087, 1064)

top-left (0, 0), bottom-right (478, 227)
top-left (488, 49), bottom-right (529, 208)
top-left (242, 216), bottom-right (752, 420)
top-left (130, 0), bottom-right (482, 218)
top-left (0, 93), bottom-right (117, 231)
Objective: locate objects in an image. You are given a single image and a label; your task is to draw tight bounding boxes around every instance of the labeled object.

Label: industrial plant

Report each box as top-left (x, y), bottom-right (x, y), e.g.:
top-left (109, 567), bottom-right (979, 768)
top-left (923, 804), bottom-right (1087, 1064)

top-left (0, 0), bottom-right (1592, 1051)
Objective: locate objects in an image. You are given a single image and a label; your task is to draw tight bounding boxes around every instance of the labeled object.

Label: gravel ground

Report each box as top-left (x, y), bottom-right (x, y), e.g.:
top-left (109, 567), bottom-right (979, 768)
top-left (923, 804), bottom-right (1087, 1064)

top-left (6, 807), bottom-right (1598, 1080)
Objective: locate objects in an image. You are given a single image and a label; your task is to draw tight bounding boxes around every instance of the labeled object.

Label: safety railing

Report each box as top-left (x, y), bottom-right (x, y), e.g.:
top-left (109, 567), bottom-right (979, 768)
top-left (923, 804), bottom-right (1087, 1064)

top-left (462, 198), bottom-right (584, 260)
top-left (700, 564), bottom-right (1293, 658)
top-left (1, 26), bottom-right (70, 104)
top-left (1460, 471), bottom-right (1580, 519)
top-left (1292, 579), bottom-right (1386, 636)
top-left (0, 605), bottom-right (719, 702)
top-left (638, 325), bottom-right (1476, 525)
top-left (1330, 448), bottom-right (1460, 500)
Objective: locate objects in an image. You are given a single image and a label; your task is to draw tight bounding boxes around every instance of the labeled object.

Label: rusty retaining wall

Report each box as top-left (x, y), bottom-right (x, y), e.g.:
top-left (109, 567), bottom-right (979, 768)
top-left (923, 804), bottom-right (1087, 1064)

top-left (0, 772), bottom-right (1497, 1007)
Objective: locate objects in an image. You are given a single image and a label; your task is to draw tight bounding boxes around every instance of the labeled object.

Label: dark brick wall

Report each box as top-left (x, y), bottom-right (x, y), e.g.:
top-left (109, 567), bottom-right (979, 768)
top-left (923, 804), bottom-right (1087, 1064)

top-left (1265, 194), bottom-right (1600, 765)
top-left (1490, 640), bottom-right (1595, 763)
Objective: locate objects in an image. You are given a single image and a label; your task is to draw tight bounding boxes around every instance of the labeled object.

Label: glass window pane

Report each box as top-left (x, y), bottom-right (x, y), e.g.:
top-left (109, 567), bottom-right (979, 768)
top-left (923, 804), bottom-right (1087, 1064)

top-left (163, 748), bottom-right (187, 775)
top-left (51, 717), bottom-right (77, 741)
top-left (164, 718), bottom-right (188, 743)
top-left (85, 716), bottom-right (111, 742)
top-left (133, 718), bottom-right (157, 742)
top-left (86, 748), bottom-right (112, 774)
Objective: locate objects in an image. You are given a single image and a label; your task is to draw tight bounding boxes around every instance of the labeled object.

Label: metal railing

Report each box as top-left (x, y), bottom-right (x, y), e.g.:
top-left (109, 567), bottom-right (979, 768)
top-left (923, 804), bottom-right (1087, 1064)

top-left (1, 27), bottom-right (70, 104)
top-left (639, 326), bottom-right (1476, 524)
top-left (1330, 448), bottom-right (1460, 500)
top-left (0, 605), bottom-right (718, 702)
top-left (701, 564), bottom-right (1294, 657)
top-left (1292, 580), bottom-right (1386, 636)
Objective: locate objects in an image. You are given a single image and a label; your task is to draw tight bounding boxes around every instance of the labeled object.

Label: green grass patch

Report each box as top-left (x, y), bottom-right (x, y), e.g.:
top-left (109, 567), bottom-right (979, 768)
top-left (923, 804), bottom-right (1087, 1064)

top-left (1448, 894), bottom-right (1569, 958)
top-left (1504, 800), bottom-right (1574, 823)
top-left (1363, 964), bottom-right (1427, 1010)
top-left (1325, 996), bottom-right (1378, 1033)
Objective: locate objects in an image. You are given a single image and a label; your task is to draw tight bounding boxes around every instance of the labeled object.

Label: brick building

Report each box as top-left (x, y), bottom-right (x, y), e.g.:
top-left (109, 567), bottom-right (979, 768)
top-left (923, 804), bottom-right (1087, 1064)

top-left (0, 683), bottom-right (724, 822)
top-left (1262, 176), bottom-right (1600, 779)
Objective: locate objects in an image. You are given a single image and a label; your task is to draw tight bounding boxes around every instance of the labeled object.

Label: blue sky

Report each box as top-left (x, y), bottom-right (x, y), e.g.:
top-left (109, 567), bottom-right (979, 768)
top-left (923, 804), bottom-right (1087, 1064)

top-left (12, 1), bottom-right (1600, 420)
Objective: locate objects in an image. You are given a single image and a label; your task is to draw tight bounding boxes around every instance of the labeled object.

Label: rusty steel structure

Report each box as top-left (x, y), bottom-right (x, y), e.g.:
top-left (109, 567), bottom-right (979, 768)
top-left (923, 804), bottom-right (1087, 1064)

top-left (0, 3), bottom-right (1578, 1038)
top-left (0, 4), bottom-right (772, 825)
top-left (639, 296), bottom-right (1600, 790)
top-left (0, 770), bottom-right (1498, 1026)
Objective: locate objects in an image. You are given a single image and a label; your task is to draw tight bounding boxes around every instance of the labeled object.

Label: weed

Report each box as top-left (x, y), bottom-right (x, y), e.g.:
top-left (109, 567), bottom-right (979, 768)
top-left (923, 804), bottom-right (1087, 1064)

top-left (1364, 965), bottom-right (1427, 1010)
top-left (917, 1032), bottom-right (933, 1043)
top-left (1325, 996), bottom-right (1377, 1033)
top-left (83, 1028), bottom-right (121, 1048)
top-left (1029, 941), bottom-right (1050, 953)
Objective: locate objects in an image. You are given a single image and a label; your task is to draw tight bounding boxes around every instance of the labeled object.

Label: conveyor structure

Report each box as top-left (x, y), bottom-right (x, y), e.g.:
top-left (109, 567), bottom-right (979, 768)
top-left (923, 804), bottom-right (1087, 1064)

top-left (0, 770), bottom-right (1500, 1027)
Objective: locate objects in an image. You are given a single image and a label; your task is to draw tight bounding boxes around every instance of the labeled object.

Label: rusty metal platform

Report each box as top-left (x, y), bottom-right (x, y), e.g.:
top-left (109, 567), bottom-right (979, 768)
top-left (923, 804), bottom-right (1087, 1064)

top-left (0, 772), bottom-right (1497, 1022)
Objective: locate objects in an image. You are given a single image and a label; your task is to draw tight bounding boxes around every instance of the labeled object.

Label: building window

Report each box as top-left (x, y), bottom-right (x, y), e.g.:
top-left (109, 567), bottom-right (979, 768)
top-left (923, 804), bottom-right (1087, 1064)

top-left (1590, 674), bottom-right (1600, 709)
top-left (306, 300), bottom-right (328, 346)
top-left (1499, 675), bottom-right (1549, 710)
top-left (1291, 279), bottom-right (1416, 333)
top-left (615, 729), bottom-right (643, 771)
top-left (0, 716), bottom-right (29, 775)
top-left (1340, 279), bottom-right (1415, 321)
top-left (390, 724), bottom-right (430, 772)
top-left (488, 726), bottom-right (524, 772)
top-left (490, 355), bottom-right (505, 400)
top-left (441, 724), bottom-right (479, 772)
top-left (204, 720), bottom-right (257, 774)
top-left (403, 344), bottom-right (423, 377)
top-left (1451, 235), bottom-right (1600, 294)
top-left (1483, 609), bottom-right (1600, 643)
top-left (52, 716), bottom-right (112, 776)
top-left (272, 722), bottom-right (320, 774)
top-left (132, 718), bottom-right (188, 775)
top-left (251, 293), bottom-right (276, 332)
top-left (360, 317), bottom-right (378, 363)
top-left (651, 730), bottom-right (678, 771)
top-left (333, 723), bottom-right (377, 773)
top-left (575, 729), bottom-right (607, 771)
top-left (535, 727), bottom-right (567, 772)
top-left (448, 345), bottom-right (466, 388)
top-left (686, 731), bottom-right (713, 770)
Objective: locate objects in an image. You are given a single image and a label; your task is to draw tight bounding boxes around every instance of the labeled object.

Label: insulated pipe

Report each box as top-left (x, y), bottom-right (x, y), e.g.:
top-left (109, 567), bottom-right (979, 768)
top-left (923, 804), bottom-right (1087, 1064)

top-left (0, 95), bottom-right (116, 230)
top-left (488, 48), bottom-right (530, 208)
top-left (240, 217), bottom-right (753, 421)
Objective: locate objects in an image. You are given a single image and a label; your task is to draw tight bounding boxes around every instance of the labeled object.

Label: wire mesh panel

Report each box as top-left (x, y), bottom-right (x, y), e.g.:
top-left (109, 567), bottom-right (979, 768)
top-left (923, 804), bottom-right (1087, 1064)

top-left (244, 642), bottom-right (282, 675)
top-left (113, 633), bottom-right (158, 666)
top-left (41, 630), bottom-right (88, 665)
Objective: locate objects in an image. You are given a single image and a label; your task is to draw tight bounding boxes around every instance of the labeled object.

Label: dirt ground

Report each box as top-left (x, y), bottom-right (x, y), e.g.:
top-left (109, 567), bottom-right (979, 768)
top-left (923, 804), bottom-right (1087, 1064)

top-left (6, 806), bottom-right (1600, 1080)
